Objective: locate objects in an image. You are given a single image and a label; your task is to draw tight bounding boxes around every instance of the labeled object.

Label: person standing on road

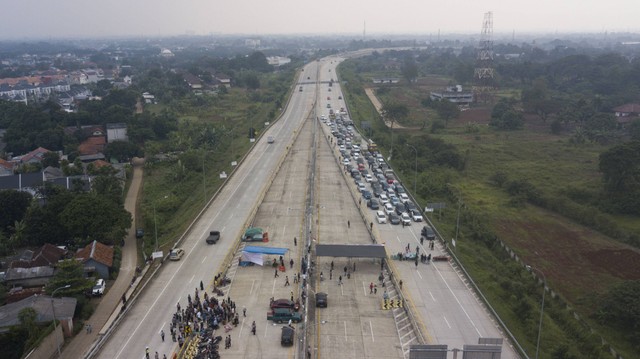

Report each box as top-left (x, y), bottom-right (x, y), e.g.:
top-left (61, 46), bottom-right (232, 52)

top-left (399, 280), bottom-right (403, 290)
top-left (338, 275), bottom-right (342, 285)
top-left (369, 282), bottom-right (374, 293)
top-left (200, 280), bottom-right (204, 291)
top-left (243, 307), bottom-right (247, 317)
top-left (284, 276), bottom-right (290, 286)
top-left (160, 329), bottom-right (165, 342)
top-left (275, 269), bottom-right (279, 278)
top-left (294, 237), bottom-right (297, 246)
top-left (251, 321), bottom-right (256, 335)
top-left (347, 220), bottom-right (350, 228)
top-left (290, 258), bottom-right (294, 268)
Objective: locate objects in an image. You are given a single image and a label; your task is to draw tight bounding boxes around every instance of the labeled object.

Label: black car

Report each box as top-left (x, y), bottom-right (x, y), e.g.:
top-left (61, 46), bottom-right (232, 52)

top-left (135, 228), bottom-right (144, 238)
top-left (281, 326), bottom-right (295, 346)
top-left (404, 201), bottom-right (417, 213)
top-left (395, 204), bottom-right (406, 215)
top-left (388, 212), bottom-right (401, 225)
top-left (367, 199), bottom-right (379, 210)
top-left (362, 190), bottom-right (372, 200)
top-left (316, 292), bottom-right (328, 308)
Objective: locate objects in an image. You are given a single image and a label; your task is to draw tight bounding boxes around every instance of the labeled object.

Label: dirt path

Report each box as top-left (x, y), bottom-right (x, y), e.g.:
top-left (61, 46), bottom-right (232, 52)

top-left (364, 87), bottom-right (410, 130)
top-left (62, 157), bottom-right (144, 359)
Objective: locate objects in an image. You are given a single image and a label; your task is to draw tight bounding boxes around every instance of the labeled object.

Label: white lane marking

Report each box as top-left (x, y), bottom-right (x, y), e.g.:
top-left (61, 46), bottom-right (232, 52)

top-left (189, 275), bottom-right (194, 283)
top-left (282, 225), bottom-right (286, 239)
top-left (250, 280), bottom-right (255, 295)
top-left (344, 321), bottom-right (347, 341)
top-left (238, 318), bottom-right (245, 337)
top-left (416, 270), bottom-right (423, 280)
top-left (429, 291), bottom-right (436, 302)
top-left (272, 278), bottom-right (276, 295)
top-left (443, 315), bottom-right (451, 329)
top-left (341, 282), bottom-right (344, 296)
top-left (115, 257), bottom-right (191, 358)
top-left (396, 235), bottom-right (401, 243)
top-left (362, 281), bottom-right (367, 296)
top-left (369, 321), bottom-right (375, 342)
top-left (432, 262), bottom-right (483, 337)
top-left (221, 226), bottom-right (226, 233)
top-left (201, 256), bottom-right (207, 264)
top-left (264, 322), bottom-right (269, 338)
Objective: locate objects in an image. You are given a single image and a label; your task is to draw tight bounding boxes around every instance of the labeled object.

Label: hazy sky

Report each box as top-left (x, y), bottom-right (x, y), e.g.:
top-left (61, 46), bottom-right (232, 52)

top-left (1, 0), bottom-right (638, 39)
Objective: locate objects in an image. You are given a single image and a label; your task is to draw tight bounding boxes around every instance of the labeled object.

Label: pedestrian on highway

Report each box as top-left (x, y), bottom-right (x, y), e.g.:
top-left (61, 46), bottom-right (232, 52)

top-left (329, 269), bottom-right (332, 280)
top-left (200, 280), bottom-right (204, 291)
top-left (420, 236), bottom-right (424, 245)
top-left (251, 321), bottom-right (256, 335)
top-left (145, 347), bottom-right (150, 359)
top-left (160, 329), bottom-right (165, 342)
top-left (275, 269), bottom-right (279, 278)
top-left (291, 291), bottom-right (294, 302)
top-left (331, 261), bottom-right (334, 270)
top-left (399, 280), bottom-right (403, 290)
top-left (353, 262), bottom-right (356, 272)
top-left (163, 355), bottom-right (167, 359)
top-left (320, 272), bottom-right (324, 281)
top-left (243, 307), bottom-right (246, 317)
top-left (285, 276), bottom-right (290, 286)
top-left (294, 237), bottom-right (297, 246)
top-left (155, 351), bottom-right (159, 359)
top-left (290, 258), bottom-right (294, 268)
top-left (88, 324), bottom-right (92, 333)
top-left (402, 220), bottom-right (405, 228)
top-left (415, 259), bottom-right (419, 268)
top-left (85, 324), bottom-right (90, 334)
top-left (344, 266), bottom-right (347, 275)
top-left (347, 220), bottom-right (350, 228)
top-left (338, 275), bottom-right (342, 285)
top-left (370, 222), bottom-right (373, 231)
top-left (369, 282), bottom-right (374, 293)
top-left (383, 290), bottom-right (388, 300)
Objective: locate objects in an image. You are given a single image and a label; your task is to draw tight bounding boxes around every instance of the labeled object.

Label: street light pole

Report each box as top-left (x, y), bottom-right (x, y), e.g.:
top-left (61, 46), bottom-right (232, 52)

top-left (527, 266), bottom-right (546, 359)
top-left (406, 144), bottom-right (417, 195)
top-left (51, 284), bottom-right (70, 358)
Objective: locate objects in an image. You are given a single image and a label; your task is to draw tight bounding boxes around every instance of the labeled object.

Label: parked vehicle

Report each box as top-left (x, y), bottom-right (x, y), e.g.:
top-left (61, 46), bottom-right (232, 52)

top-left (135, 228), bottom-right (144, 239)
top-left (401, 212), bottom-right (412, 226)
top-left (367, 198), bottom-right (379, 210)
top-left (242, 227), bottom-right (265, 242)
top-left (270, 298), bottom-right (300, 311)
top-left (388, 212), bottom-right (401, 225)
top-left (206, 231), bottom-right (221, 244)
top-left (384, 203), bottom-right (394, 215)
top-left (267, 308), bottom-right (302, 323)
top-left (281, 326), bottom-right (295, 346)
top-left (92, 278), bottom-right (105, 296)
top-left (376, 211), bottom-right (387, 224)
top-left (267, 136), bottom-right (275, 144)
top-left (422, 225), bottom-right (436, 240)
top-left (169, 248), bottom-right (185, 261)
top-left (315, 292), bottom-right (328, 308)
top-left (410, 210), bottom-right (423, 222)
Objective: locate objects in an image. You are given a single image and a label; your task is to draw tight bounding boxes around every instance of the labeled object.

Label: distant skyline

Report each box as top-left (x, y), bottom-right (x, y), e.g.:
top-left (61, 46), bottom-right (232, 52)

top-left (1, 0), bottom-right (639, 40)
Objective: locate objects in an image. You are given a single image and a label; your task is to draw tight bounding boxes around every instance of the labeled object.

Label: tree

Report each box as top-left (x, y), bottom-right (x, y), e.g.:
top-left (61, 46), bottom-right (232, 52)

top-left (45, 259), bottom-right (94, 297)
top-left (41, 151), bottom-right (60, 168)
top-left (104, 140), bottom-right (142, 162)
top-left (435, 100), bottom-right (461, 125)
top-left (0, 190), bottom-right (32, 233)
top-left (630, 119), bottom-right (640, 141)
top-left (401, 55), bottom-right (419, 83)
top-left (91, 174), bottom-right (123, 205)
top-left (17, 307), bottom-right (38, 340)
top-left (60, 193), bottom-right (132, 246)
top-left (490, 99), bottom-right (524, 130)
top-left (381, 102), bottom-right (409, 158)
top-left (599, 141), bottom-right (640, 214)
top-left (597, 280), bottom-right (640, 336)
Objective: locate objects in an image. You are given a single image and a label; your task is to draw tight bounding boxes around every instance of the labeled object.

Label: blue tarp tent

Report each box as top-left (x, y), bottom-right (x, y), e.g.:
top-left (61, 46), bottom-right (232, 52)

top-left (243, 246), bottom-right (288, 255)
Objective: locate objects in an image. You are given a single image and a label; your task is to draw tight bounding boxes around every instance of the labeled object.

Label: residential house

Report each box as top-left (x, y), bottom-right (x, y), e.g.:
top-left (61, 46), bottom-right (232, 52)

top-left (106, 123), bottom-right (128, 143)
top-left (9, 243), bottom-right (67, 269)
top-left (0, 295), bottom-right (77, 336)
top-left (142, 92), bottom-right (155, 104)
top-left (215, 73), bottom-right (231, 88)
top-left (184, 73), bottom-right (203, 90)
top-left (13, 147), bottom-right (50, 166)
top-left (613, 103), bottom-right (640, 128)
top-left (0, 158), bottom-right (14, 176)
top-left (4, 266), bottom-right (55, 288)
top-left (76, 240), bottom-right (114, 279)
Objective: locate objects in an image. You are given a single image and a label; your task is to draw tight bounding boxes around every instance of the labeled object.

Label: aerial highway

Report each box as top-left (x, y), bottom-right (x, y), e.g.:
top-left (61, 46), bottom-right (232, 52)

top-left (95, 55), bottom-right (519, 359)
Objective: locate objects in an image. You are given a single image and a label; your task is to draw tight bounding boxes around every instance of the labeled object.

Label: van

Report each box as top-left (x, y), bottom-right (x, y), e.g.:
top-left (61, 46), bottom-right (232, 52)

top-left (267, 136), bottom-right (275, 144)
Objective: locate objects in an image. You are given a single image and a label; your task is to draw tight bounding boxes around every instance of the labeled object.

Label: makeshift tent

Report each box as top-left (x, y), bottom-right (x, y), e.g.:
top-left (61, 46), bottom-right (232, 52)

top-left (241, 246), bottom-right (289, 266)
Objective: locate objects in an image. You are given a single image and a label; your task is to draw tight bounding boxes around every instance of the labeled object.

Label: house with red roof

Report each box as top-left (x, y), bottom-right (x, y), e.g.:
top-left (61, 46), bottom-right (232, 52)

top-left (75, 240), bottom-right (114, 279)
top-left (613, 103), bottom-right (640, 127)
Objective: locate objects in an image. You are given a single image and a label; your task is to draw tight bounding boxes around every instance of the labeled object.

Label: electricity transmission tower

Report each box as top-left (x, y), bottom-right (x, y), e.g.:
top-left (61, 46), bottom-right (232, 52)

top-left (473, 11), bottom-right (495, 104)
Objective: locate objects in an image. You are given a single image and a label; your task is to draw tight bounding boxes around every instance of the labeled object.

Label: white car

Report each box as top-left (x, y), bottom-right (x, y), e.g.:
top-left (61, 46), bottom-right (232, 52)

top-left (92, 279), bottom-right (106, 296)
top-left (400, 212), bottom-right (412, 226)
top-left (375, 211), bottom-right (387, 224)
top-left (364, 174), bottom-right (373, 183)
top-left (384, 203), bottom-right (394, 215)
top-left (399, 193), bottom-right (409, 202)
top-left (357, 182), bottom-right (366, 192)
top-left (379, 193), bottom-right (389, 204)
top-left (343, 158), bottom-right (350, 165)
top-left (352, 144), bottom-right (360, 150)
top-left (411, 210), bottom-right (423, 222)
top-left (169, 248), bottom-right (185, 261)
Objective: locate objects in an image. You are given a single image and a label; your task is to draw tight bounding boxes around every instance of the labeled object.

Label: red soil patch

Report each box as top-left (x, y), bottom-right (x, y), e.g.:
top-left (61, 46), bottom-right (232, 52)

top-left (494, 216), bottom-right (640, 302)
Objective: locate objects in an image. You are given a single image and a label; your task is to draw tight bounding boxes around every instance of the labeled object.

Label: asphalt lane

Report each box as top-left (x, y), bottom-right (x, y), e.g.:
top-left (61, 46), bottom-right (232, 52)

top-left (97, 62), bottom-right (320, 359)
